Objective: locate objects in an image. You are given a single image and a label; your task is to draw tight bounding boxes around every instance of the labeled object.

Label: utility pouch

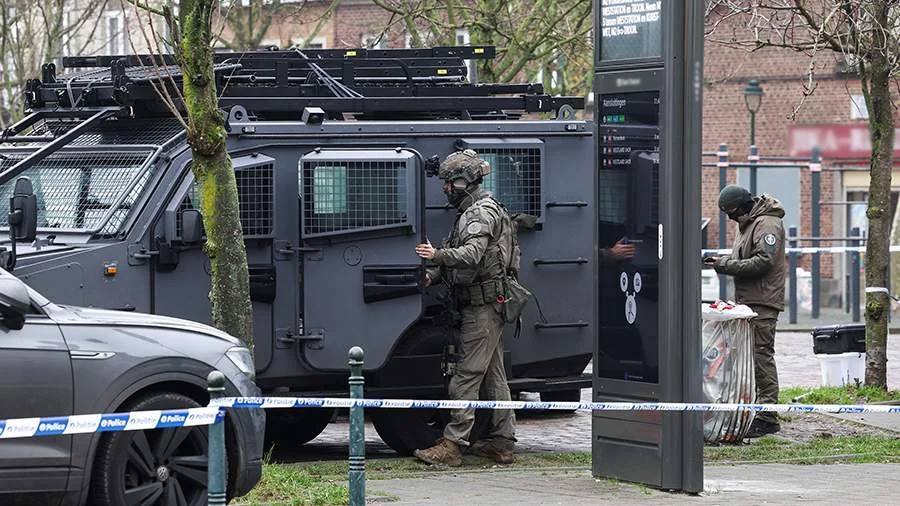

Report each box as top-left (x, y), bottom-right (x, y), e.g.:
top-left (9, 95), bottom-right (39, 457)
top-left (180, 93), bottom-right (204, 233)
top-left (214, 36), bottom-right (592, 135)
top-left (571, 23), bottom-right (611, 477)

top-left (500, 275), bottom-right (531, 324)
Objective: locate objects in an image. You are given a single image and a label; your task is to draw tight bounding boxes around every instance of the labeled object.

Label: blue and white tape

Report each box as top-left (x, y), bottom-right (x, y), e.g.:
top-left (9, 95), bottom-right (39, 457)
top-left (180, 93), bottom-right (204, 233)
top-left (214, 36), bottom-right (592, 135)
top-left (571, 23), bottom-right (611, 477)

top-left (209, 397), bottom-right (900, 415)
top-left (0, 407), bottom-right (222, 440)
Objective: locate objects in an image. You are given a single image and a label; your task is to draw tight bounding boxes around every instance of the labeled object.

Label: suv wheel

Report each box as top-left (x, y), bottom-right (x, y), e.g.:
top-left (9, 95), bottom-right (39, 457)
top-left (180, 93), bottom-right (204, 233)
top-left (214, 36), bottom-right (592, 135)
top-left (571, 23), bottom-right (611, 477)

top-left (90, 392), bottom-right (211, 506)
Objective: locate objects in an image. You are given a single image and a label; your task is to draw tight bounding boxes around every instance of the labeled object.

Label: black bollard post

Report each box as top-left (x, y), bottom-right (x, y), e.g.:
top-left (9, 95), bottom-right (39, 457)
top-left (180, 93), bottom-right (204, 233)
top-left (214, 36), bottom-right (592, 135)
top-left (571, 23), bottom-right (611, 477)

top-left (718, 143), bottom-right (729, 301)
top-left (851, 227), bottom-right (861, 322)
top-left (207, 371), bottom-right (227, 506)
top-left (348, 347), bottom-right (366, 506)
top-left (810, 146), bottom-right (822, 319)
top-left (789, 225), bottom-right (798, 324)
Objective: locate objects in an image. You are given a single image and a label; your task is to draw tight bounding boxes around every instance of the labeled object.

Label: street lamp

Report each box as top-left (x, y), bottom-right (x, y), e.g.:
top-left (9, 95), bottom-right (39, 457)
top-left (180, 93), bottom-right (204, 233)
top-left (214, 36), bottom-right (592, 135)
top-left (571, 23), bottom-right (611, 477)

top-left (744, 79), bottom-right (764, 194)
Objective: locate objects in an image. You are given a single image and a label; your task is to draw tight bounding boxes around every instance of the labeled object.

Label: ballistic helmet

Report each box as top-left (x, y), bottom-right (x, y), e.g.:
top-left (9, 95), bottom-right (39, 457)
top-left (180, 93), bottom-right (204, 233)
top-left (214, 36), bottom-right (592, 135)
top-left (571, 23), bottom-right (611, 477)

top-left (438, 149), bottom-right (491, 184)
top-left (718, 184), bottom-right (752, 214)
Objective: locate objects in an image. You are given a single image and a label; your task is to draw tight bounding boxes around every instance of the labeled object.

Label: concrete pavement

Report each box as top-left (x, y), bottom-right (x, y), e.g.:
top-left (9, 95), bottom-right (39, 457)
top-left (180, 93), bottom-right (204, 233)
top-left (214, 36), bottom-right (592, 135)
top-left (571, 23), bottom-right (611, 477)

top-left (370, 464), bottom-right (900, 505)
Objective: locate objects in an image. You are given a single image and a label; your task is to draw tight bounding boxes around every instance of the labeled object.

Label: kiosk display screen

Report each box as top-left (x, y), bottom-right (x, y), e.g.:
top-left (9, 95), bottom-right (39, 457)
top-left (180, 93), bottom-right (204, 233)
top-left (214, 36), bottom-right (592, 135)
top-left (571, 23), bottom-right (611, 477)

top-left (599, 0), bottom-right (662, 62)
top-left (596, 89), bottom-right (660, 383)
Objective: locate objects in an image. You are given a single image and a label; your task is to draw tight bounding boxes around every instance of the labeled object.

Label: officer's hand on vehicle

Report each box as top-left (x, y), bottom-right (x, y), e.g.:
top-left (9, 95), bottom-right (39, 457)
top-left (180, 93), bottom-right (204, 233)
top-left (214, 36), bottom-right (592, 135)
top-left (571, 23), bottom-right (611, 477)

top-left (416, 240), bottom-right (436, 260)
top-left (610, 238), bottom-right (636, 260)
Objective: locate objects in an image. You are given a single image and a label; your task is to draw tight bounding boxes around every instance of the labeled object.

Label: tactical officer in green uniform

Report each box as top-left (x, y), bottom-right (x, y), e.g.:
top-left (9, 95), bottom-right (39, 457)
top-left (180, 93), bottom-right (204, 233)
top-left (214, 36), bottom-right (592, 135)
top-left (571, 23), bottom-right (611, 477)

top-left (705, 184), bottom-right (786, 438)
top-left (413, 149), bottom-right (517, 466)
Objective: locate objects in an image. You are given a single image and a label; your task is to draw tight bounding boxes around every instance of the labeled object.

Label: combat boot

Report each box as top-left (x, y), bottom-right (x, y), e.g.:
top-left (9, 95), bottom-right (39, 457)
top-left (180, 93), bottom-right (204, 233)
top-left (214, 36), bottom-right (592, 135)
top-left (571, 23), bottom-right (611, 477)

top-left (413, 438), bottom-right (463, 467)
top-left (745, 418), bottom-right (781, 438)
top-left (471, 438), bottom-right (515, 464)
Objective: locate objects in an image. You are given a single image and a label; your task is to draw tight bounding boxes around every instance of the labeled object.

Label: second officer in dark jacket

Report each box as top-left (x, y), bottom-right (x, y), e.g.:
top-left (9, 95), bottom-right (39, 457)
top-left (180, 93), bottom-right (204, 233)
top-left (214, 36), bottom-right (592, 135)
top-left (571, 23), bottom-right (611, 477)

top-left (706, 184), bottom-right (786, 437)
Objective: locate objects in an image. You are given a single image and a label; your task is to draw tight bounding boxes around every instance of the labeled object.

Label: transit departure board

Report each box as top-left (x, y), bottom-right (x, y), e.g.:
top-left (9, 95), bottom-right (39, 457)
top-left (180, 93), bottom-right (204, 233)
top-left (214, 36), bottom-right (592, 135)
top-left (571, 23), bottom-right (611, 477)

top-left (599, 0), bottom-right (662, 61)
top-left (596, 88), bottom-right (661, 384)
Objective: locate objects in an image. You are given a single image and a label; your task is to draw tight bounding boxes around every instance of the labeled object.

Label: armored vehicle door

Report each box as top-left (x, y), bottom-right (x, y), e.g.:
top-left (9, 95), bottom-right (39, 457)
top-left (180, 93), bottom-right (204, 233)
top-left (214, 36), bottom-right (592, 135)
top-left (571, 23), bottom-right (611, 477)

top-left (299, 149), bottom-right (424, 371)
top-left (151, 153), bottom-right (291, 373)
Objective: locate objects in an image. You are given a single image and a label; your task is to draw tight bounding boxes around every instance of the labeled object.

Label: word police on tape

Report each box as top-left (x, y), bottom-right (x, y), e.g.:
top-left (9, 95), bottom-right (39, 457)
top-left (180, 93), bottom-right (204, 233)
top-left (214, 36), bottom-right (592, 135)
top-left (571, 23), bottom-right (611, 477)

top-left (209, 397), bottom-right (900, 415)
top-left (0, 407), bottom-right (223, 439)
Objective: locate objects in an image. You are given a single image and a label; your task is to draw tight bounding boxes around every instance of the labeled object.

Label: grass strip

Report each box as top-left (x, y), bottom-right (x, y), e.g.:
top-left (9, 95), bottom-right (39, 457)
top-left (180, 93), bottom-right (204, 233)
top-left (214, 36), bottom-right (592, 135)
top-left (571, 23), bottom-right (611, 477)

top-left (779, 385), bottom-right (900, 405)
top-left (705, 434), bottom-right (900, 465)
top-left (236, 452), bottom-right (592, 505)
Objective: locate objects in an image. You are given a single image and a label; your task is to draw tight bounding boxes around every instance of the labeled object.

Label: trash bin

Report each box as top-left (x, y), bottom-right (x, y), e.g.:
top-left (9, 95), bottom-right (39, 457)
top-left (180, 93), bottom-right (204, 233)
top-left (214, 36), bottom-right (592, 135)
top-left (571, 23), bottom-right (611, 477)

top-left (812, 324), bottom-right (866, 386)
top-left (701, 302), bottom-right (757, 444)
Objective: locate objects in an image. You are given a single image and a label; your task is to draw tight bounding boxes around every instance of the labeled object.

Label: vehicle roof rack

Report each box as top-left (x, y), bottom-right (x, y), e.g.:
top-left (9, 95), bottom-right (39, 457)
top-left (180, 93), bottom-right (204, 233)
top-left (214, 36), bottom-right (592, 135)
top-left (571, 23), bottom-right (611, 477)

top-left (23, 46), bottom-right (584, 121)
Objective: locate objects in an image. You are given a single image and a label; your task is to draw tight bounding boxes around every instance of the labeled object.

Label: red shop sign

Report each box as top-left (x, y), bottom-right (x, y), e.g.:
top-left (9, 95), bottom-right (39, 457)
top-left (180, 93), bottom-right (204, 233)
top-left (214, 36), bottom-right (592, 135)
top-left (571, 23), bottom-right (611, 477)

top-left (788, 123), bottom-right (900, 159)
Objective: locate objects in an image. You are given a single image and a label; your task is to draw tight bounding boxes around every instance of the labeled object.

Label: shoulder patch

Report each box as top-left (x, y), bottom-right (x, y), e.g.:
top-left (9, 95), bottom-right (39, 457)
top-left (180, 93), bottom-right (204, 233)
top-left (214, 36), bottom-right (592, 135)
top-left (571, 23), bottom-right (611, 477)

top-left (764, 233), bottom-right (776, 246)
top-left (467, 222), bottom-right (484, 235)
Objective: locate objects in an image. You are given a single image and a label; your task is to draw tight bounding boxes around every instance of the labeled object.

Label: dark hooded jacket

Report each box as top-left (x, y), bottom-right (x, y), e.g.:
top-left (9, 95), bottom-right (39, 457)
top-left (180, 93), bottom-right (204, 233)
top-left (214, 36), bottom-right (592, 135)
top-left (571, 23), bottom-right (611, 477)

top-left (714, 195), bottom-right (786, 311)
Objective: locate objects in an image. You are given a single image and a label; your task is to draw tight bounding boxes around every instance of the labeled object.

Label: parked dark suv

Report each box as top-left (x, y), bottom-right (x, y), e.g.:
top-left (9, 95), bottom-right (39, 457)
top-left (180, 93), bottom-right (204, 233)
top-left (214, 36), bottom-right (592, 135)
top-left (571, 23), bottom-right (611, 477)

top-left (0, 267), bottom-right (263, 506)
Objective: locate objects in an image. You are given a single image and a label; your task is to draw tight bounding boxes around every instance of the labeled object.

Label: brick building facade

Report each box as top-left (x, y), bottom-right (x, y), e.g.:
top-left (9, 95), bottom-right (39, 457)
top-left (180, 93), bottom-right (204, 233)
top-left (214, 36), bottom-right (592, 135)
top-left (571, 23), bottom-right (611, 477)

top-left (703, 32), bottom-right (896, 304)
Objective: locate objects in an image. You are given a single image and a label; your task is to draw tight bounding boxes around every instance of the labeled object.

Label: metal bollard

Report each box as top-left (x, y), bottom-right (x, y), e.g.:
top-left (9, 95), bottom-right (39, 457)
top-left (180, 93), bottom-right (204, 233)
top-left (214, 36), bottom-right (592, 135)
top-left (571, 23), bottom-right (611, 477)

top-left (718, 143), bottom-right (729, 301)
top-left (207, 371), bottom-right (228, 506)
top-left (810, 146), bottom-right (822, 319)
top-left (850, 227), bottom-right (861, 322)
top-left (788, 225), bottom-right (798, 324)
top-left (348, 347), bottom-right (366, 506)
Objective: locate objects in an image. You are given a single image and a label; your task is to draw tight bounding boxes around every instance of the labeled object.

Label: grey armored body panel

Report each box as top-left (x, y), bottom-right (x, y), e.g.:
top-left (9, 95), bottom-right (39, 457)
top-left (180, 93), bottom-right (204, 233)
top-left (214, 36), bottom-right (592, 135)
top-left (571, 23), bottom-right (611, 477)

top-left (0, 46), bottom-right (595, 453)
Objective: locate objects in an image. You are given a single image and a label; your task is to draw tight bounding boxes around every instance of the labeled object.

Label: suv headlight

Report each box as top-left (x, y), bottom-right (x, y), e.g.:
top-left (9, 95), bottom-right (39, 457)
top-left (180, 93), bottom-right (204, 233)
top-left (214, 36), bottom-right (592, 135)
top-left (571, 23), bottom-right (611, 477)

top-left (225, 346), bottom-right (256, 380)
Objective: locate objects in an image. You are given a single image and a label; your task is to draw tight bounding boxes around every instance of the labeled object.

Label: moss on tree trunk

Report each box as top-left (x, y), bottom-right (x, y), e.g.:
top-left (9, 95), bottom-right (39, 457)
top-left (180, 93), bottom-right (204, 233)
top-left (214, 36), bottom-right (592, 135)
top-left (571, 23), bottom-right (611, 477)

top-left (177, 0), bottom-right (253, 351)
top-left (859, 4), bottom-right (892, 389)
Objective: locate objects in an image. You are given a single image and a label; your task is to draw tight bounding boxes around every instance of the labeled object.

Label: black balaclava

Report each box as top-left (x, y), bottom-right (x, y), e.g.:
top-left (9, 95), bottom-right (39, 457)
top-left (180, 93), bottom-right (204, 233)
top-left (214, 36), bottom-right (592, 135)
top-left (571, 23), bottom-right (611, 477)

top-left (444, 178), bottom-right (472, 208)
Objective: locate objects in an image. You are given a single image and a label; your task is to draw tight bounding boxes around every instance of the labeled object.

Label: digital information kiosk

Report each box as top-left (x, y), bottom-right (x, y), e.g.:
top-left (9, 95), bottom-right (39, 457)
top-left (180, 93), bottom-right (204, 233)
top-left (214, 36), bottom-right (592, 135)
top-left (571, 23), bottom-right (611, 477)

top-left (593, 1), bottom-right (705, 492)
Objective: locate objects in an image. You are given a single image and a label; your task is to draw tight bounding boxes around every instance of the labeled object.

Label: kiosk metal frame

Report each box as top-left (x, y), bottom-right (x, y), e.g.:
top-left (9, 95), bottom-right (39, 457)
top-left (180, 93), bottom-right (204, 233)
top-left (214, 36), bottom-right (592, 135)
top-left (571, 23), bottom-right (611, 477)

top-left (592, 0), bottom-right (704, 492)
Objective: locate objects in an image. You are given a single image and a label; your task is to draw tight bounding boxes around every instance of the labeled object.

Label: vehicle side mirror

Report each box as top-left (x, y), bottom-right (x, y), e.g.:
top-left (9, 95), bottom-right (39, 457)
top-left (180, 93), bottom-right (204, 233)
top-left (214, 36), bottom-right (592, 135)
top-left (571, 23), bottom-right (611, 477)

top-left (182, 209), bottom-right (204, 244)
top-left (0, 275), bottom-right (31, 330)
top-left (9, 177), bottom-right (37, 243)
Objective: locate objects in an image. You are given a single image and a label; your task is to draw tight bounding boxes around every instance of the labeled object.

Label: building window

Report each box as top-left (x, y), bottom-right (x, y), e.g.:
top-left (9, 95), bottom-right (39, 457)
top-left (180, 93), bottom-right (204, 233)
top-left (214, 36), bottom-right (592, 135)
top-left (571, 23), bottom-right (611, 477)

top-left (305, 37), bottom-right (326, 49)
top-left (106, 12), bottom-right (126, 55)
top-left (454, 28), bottom-right (476, 82)
top-left (850, 95), bottom-right (869, 120)
top-left (362, 33), bottom-right (386, 49)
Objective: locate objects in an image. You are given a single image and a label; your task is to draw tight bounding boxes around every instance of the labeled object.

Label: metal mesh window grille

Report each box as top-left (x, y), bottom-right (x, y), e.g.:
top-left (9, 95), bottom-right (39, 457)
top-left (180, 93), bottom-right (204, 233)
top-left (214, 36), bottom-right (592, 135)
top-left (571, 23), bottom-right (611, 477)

top-left (236, 165), bottom-right (274, 236)
top-left (0, 150), bottom-right (155, 233)
top-left (302, 160), bottom-right (408, 237)
top-left (177, 164), bottom-right (274, 237)
top-left (477, 148), bottom-right (541, 217)
top-left (9, 117), bottom-right (183, 147)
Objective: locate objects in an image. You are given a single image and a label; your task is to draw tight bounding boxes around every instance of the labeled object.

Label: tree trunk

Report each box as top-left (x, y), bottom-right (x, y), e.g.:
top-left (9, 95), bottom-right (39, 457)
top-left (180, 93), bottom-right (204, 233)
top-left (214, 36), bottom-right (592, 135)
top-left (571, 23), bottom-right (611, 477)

top-left (860, 6), bottom-right (892, 389)
top-left (179, 0), bottom-right (253, 352)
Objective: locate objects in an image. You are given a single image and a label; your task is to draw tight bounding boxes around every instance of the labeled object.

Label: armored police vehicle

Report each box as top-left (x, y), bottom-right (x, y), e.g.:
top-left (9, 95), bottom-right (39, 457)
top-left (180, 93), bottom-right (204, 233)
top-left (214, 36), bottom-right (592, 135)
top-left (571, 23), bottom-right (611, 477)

top-left (0, 46), bottom-right (595, 453)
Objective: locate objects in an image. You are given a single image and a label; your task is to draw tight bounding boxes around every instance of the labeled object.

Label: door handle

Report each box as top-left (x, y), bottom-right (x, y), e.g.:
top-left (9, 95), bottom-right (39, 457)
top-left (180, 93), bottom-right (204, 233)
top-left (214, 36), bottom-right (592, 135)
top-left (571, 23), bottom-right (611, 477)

top-left (374, 273), bottom-right (416, 285)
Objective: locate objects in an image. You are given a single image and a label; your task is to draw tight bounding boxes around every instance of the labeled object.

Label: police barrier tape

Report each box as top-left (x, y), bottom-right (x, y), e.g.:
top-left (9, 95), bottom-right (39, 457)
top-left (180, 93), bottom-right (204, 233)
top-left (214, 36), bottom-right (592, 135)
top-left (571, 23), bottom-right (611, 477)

top-left (703, 245), bottom-right (900, 255)
top-left (208, 396), bottom-right (900, 415)
top-left (0, 407), bottom-right (223, 439)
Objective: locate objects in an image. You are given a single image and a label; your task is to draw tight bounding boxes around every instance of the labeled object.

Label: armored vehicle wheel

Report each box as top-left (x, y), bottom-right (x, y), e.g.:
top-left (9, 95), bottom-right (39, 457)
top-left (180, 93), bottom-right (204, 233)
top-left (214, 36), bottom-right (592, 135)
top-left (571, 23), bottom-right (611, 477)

top-left (541, 389), bottom-right (583, 403)
top-left (90, 393), bottom-right (210, 506)
top-left (371, 407), bottom-right (490, 456)
top-left (540, 389), bottom-right (584, 413)
top-left (264, 408), bottom-right (335, 450)
top-left (373, 323), bottom-right (491, 455)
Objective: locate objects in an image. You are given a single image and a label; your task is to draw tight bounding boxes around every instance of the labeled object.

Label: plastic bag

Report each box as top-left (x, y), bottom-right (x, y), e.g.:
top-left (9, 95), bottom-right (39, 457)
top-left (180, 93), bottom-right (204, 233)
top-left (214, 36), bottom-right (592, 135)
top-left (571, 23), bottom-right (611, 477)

top-left (701, 301), bottom-right (757, 444)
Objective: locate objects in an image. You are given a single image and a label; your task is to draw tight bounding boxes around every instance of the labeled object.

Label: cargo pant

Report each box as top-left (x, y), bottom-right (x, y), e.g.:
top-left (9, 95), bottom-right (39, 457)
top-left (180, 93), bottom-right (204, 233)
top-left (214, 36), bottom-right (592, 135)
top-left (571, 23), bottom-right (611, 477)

top-left (750, 305), bottom-right (780, 424)
top-left (443, 303), bottom-right (517, 447)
